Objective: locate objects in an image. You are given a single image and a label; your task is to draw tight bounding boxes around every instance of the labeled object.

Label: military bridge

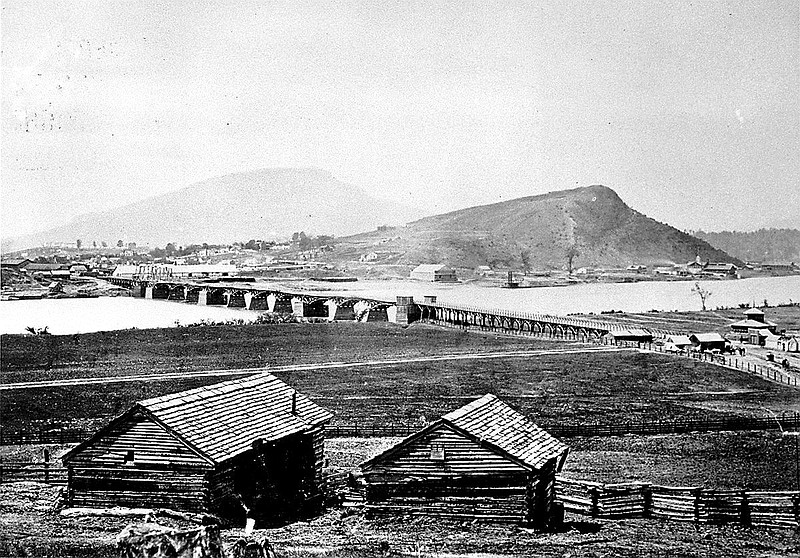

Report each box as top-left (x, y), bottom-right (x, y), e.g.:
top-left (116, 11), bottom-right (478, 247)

top-left (107, 277), bottom-right (671, 339)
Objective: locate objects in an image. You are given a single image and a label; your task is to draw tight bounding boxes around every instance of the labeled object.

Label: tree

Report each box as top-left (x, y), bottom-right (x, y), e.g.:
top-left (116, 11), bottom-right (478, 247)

top-left (117, 239), bottom-right (124, 248)
top-left (165, 243), bottom-right (176, 256)
top-left (76, 239), bottom-right (82, 249)
top-left (519, 245), bottom-right (532, 275)
top-left (101, 241), bottom-right (108, 248)
top-left (691, 282), bottom-right (712, 311)
top-left (565, 244), bottom-right (579, 274)
top-left (92, 241), bottom-right (97, 249)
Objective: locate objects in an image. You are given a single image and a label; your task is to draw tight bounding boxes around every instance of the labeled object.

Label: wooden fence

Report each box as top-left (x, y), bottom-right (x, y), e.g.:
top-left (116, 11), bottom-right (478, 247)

top-left (611, 339), bottom-right (798, 387)
top-left (556, 476), bottom-right (800, 529)
top-left (0, 459), bottom-right (67, 485)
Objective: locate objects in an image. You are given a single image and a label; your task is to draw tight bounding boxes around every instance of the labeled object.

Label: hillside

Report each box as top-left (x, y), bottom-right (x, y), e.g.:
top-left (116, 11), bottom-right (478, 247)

top-left (3, 169), bottom-right (418, 250)
top-left (694, 229), bottom-right (800, 264)
top-left (332, 185), bottom-right (740, 270)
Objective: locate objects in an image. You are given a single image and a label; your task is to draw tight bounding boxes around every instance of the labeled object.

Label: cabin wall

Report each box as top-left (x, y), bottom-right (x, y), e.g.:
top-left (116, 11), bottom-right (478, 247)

top-left (65, 411), bottom-right (210, 511)
top-left (207, 426), bottom-right (327, 524)
top-left (361, 424), bottom-right (556, 525)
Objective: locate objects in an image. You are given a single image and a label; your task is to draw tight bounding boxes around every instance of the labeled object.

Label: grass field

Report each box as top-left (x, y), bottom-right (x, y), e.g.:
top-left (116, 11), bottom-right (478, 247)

top-left (4, 339), bottom-right (800, 430)
top-left (0, 321), bottom-right (561, 383)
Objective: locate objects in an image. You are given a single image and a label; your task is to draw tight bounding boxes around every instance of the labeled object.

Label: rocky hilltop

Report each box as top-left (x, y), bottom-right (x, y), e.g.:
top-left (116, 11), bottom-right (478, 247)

top-left (334, 185), bottom-right (740, 270)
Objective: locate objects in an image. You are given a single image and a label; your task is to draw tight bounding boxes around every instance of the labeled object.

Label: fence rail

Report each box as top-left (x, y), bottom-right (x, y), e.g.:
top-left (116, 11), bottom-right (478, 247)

top-left (0, 460), bottom-right (67, 485)
top-left (556, 476), bottom-right (800, 529)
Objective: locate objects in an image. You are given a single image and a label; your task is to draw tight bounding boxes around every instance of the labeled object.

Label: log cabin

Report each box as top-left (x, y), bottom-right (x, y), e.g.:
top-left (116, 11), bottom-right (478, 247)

top-left (358, 394), bottom-right (569, 528)
top-left (62, 374), bottom-right (333, 525)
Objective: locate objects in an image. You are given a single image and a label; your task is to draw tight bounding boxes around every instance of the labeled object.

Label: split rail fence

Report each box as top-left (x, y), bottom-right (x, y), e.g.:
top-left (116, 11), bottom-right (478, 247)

top-left (557, 476), bottom-right (800, 529)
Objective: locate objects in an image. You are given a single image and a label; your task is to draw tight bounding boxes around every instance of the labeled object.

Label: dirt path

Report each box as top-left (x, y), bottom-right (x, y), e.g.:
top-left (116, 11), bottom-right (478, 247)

top-left (0, 346), bottom-right (630, 390)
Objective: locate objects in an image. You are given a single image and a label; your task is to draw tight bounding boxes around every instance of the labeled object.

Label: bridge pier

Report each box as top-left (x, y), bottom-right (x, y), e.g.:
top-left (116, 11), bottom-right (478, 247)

top-left (226, 290), bottom-right (246, 308)
top-left (327, 301), bottom-right (356, 321)
top-left (245, 292), bottom-right (270, 310)
top-left (270, 294), bottom-right (293, 314)
top-left (292, 298), bottom-right (328, 318)
top-left (395, 296), bottom-right (420, 325)
top-left (198, 288), bottom-right (226, 306)
top-left (185, 288), bottom-right (200, 304)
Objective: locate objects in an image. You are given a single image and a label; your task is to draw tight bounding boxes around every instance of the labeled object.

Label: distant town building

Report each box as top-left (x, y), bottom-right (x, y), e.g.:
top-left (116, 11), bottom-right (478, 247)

top-left (25, 263), bottom-right (70, 279)
top-left (730, 308), bottom-right (778, 342)
top-left (703, 263), bottom-right (738, 276)
top-left (689, 332), bottom-right (728, 352)
top-left (0, 258), bottom-right (31, 270)
top-left (359, 252), bottom-right (379, 263)
top-left (663, 334), bottom-right (693, 352)
top-left (409, 264), bottom-right (458, 282)
top-left (778, 336), bottom-right (800, 353)
top-left (113, 264), bottom-right (238, 280)
top-left (604, 329), bottom-right (654, 344)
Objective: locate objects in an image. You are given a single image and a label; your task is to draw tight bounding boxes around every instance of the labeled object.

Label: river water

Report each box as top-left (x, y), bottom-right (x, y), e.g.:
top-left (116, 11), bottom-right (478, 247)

top-left (0, 276), bottom-right (797, 335)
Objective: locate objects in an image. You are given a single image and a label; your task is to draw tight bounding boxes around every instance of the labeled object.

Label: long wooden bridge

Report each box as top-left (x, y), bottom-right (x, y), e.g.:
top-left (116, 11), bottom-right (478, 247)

top-left (107, 277), bottom-right (675, 339)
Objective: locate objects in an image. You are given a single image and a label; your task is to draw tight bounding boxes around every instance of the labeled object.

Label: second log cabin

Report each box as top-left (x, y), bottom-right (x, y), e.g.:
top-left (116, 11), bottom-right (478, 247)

top-left (357, 394), bottom-right (569, 528)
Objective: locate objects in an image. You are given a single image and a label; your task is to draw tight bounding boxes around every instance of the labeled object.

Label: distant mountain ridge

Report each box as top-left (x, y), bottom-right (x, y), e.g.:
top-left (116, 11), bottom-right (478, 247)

top-left (694, 229), bottom-right (800, 263)
top-left (336, 185), bottom-right (740, 270)
top-left (3, 169), bottom-right (418, 250)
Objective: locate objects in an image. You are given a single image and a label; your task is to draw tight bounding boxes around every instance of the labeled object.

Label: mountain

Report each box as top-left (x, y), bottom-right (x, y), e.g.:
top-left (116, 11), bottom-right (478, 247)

top-left (334, 185), bottom-right (740, 270)
top-left (694, 229), bottom-right (800, 263)
top-left (3, 169), bottom-right (418, 250)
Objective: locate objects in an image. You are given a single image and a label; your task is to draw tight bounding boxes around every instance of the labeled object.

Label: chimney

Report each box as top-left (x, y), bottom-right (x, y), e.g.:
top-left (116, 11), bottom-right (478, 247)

top-left (291, 390), bottom-right (297, 415)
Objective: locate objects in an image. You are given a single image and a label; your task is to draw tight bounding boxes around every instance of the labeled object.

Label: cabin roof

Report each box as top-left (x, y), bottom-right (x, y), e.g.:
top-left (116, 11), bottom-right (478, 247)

top-left (411, 264), bottom-right (451, 273)
top-left (608, 328), bottom-right (652, 338)
top-left (65, 373), bottom-right (333, 465)
top-left (667, 335), bottom-right (692, 345)
top-left (744, 308), bottom-right (765, 316)
top-left (363, 394), bottom-right (568, 472)
top-left (690, 332), bottom-right (727, 343)
top-left (730, 319), bottom-right (777, 329)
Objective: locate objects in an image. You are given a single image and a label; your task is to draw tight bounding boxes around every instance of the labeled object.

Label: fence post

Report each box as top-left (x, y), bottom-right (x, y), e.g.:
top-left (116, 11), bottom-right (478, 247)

top-left (693, 488), bottom-right (701, 524)
top-left (741, 491), bottom-right (751, 526)
top-left (643, 485), bottom-right (652, 518)
top-left (590, 487), bottom-right (600, 517)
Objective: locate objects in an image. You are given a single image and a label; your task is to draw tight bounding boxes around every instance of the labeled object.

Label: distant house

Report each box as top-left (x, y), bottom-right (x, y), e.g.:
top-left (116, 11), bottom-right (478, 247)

top-left (703, 262), bottom-right (738, 276)
top-left (689, 332), bottom-right (727, 352)
top-left (626, 265), bottom-right (647, 273)
top-left (764, 332), bottom-right (782, 350)
top-left (762, 263), bottom-right (797, 273)
top-left (686, 257), bottom-right (705, 274)
top-left (358, 394), bottom-right (569, 528)
top-left (730, 308), bottom-right (778, 342)
top-left (778, 336), bottom-right (800, 353)
top-left (359, 252), bottom-right (379, 263)
top-left (0, 258), bottom-right (31, 270)
top-left (604, 329), bottom-right (654, 344)
top-left (664, 335), bottom-right (693, 352)
top-left (62, 374), bottom-right (333, 524)
top-left (25, 263), bottom-right (70, 279)
top-left (410, 264), bottom-right (458, 282)
top-left (475, 265), bottom-right (492, 275)
top-left (69, 264), bottom-right (88, 276)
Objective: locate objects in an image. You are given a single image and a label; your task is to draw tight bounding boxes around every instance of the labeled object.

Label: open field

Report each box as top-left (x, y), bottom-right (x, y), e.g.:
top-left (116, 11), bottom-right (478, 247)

top-left (4, 344), bottom-right (800, 431)
top-left (0, 322), bottom-right (563, 383)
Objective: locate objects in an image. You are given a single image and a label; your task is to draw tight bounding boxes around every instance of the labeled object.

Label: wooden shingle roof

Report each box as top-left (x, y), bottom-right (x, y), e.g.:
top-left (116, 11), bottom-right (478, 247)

top-left (362, 394), bottom-right (568, 473)
top-left (138, 373), bottom-right (333, 464)
top-left (442, 394), bottom-right (568, 471)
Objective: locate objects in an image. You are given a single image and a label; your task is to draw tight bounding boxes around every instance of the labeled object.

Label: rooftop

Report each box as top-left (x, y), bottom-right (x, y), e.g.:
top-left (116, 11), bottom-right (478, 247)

top-left (138, 373), bottom-right (333, 464)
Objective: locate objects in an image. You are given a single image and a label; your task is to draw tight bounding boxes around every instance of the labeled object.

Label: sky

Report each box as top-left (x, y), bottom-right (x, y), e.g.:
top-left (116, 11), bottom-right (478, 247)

top-left (2, 0), bottom-right (798, 239)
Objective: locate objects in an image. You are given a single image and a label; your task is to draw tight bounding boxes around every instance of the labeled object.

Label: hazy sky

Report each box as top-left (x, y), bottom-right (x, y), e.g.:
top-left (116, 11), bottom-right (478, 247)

top-left (2, 0), bottom-right (798, 238)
